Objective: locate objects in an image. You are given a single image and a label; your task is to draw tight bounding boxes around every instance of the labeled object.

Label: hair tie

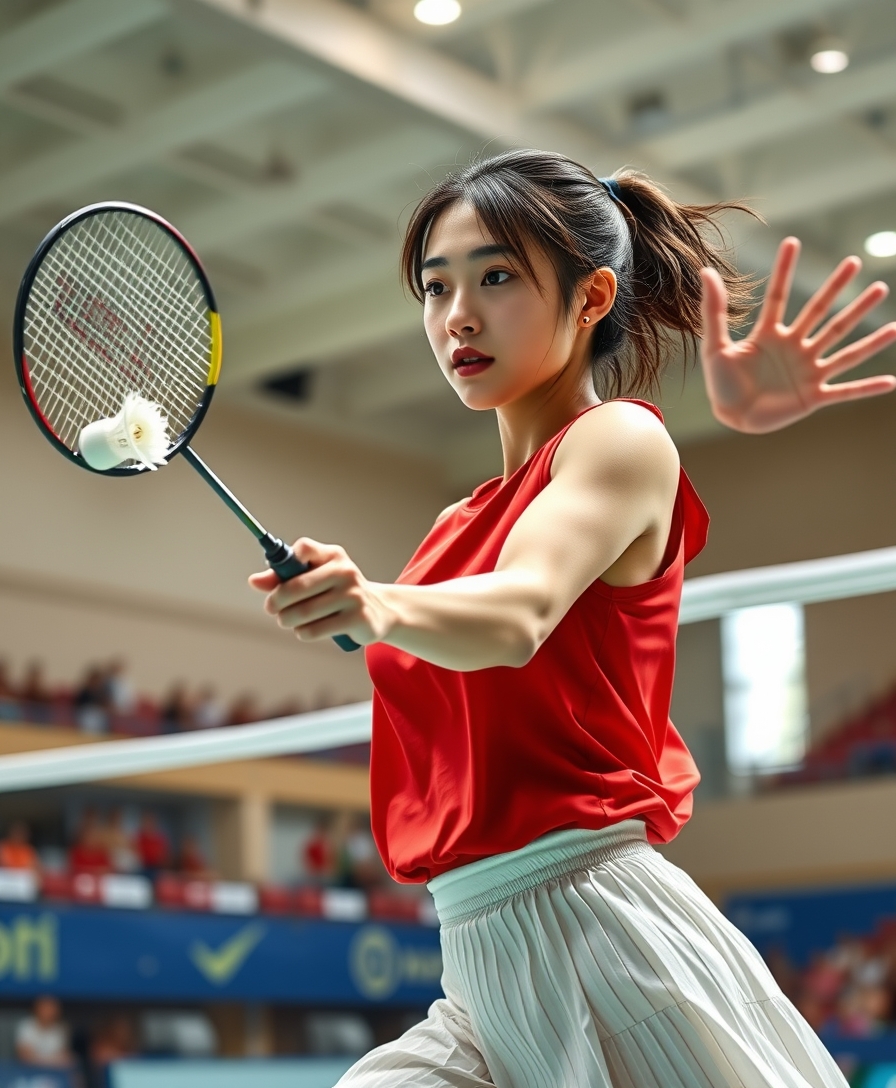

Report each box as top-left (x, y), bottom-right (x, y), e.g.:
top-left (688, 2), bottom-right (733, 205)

top-left (598, 177), bottom-right (624, 205)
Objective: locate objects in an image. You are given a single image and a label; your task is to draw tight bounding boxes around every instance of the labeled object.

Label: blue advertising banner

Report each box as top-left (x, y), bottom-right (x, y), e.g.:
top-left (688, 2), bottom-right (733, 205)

top-left (0, 1063), bottom-right (75, 1088)
top-left (725, 882), bottom-right (896, 968)
top-left (0, 906), bottom-right (443, 1006)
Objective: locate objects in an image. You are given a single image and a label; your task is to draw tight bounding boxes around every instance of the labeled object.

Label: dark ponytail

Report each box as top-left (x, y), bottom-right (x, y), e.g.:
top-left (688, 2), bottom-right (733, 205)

top-left (400, 149), bottom-right (761, 398)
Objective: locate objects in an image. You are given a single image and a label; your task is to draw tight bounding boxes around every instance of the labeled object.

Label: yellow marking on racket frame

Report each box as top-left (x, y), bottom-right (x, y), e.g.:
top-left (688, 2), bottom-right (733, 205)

top-left (207, 310), bottom-right (222, 386)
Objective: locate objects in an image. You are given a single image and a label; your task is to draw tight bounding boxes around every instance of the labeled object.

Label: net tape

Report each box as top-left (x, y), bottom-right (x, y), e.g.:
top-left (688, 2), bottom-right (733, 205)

top-left (23, 210), bottom-right (211, 465)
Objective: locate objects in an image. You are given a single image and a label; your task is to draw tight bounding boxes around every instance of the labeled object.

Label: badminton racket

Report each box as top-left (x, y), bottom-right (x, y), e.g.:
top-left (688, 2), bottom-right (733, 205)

top-left (13, 201), bottom-right (360, 653)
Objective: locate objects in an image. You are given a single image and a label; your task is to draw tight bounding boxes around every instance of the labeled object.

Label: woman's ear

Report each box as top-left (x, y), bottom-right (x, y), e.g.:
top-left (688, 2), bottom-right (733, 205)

top-left (579, 268), bottom-right (617, 328)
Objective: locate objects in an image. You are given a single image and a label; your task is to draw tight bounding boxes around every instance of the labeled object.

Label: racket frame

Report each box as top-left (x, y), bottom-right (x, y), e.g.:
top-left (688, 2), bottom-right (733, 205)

top-left (13, 200), bottom-right (221, 477)
top-left (13, 202), bottom-right (361, 653)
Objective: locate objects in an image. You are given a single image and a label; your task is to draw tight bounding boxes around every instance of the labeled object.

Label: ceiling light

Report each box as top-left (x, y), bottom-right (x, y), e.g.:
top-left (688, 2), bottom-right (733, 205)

top-left (809, 38), bottom-right (849, 73)
top-left (414, 0), bottom-right (461, 26)
top-left (865, 231), bottom-right (896, 259)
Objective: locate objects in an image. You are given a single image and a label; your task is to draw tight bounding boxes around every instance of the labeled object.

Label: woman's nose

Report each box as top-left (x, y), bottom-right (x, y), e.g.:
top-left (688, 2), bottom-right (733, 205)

top-left (446, 294), bottom-right (481, 337)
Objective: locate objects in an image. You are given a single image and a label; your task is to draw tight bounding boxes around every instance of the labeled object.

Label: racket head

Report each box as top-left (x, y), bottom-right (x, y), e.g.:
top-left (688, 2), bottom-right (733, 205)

top-left (13, 201), bottom-right (222, 476)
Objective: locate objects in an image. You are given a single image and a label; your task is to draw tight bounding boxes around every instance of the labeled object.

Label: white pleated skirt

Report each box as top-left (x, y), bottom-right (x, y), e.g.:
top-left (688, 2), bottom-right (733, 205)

top-left (334, 819), bottom-right (848, 1088)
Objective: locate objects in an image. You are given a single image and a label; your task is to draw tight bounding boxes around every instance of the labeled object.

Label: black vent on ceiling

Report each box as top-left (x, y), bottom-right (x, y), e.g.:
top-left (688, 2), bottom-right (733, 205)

top-left (261, 367), bottom-right (316, 403)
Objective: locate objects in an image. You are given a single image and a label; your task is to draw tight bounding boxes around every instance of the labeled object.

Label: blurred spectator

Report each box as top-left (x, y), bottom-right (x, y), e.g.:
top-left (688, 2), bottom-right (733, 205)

top-left (177, 834), bottom-right (213, 879)
top-left (161, 684), bottom-right (192, 734)
top-left (193, 686), bottom-right (226, 730)
top-left (0, 660), bottom-right (18, 720)
top-left (228, 693), bottom-right (258, 727)
top-left (303, 815), bottom-right (337, 886)
top-left (69, 809), bottom-right (111, 874)
top-left (136, 811), bottom-right (170, 877)
top-left (836, 983), bottom-right (892, 1037)
top-left (15, 996), bottom-right (74, 1068)
top-left (0, 819), bottom-right (40, 872)
top-left (103, 659), bottom-right (135, 716)
top-left (73, 667), bottom-right (109, 735)
top-left (333, 811), bottom-right (383, 891)
top-left (0, 660), bottom-right (13, 699)
top-left (21, 662), bottom-right (53, 724)
top-left (90, 1013), bottom-right (138, 1071)
top-left (344, 813), bottom-right (384, 891)
top-left (105, 809), bottom-right (139, 874)
top-left (272, 698), bottom-right (305, 719)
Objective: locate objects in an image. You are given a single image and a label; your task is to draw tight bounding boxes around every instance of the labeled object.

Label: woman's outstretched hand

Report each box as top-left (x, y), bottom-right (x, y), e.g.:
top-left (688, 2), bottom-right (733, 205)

top-left (699, 237), bottom-right (896, 433)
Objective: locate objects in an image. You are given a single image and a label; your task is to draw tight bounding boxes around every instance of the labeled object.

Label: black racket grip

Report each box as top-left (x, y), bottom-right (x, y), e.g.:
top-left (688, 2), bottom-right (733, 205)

top-left (269, 547), bottom-right (362, 653)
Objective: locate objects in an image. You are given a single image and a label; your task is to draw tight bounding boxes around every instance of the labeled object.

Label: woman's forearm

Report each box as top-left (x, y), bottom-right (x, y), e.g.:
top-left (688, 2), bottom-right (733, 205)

top-left (375, 572), bottom-right (550, 671)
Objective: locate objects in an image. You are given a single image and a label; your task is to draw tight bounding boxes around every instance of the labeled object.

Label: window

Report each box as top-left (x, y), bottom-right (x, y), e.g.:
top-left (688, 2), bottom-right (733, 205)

top-left (721, 603), bottom-right (808, 775)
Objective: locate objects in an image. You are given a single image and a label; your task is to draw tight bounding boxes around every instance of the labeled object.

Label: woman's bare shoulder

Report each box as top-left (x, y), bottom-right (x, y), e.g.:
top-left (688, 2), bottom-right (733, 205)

top-left (554, 400), bottom-right (679, 481)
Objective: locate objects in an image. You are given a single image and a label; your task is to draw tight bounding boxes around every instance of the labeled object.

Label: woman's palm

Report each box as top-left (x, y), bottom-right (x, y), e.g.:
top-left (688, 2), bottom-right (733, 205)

top-left (700, 237), bottom-right (896, 434)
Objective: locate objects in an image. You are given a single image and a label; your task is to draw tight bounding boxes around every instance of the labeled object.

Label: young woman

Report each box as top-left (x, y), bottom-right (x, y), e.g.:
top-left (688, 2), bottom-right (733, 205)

top-left (250, 150), bottom-right (896, 1087)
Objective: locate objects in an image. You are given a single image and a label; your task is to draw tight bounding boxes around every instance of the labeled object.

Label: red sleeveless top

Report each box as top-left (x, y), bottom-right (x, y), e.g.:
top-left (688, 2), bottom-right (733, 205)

top-left (365, 401), bottom-right (709, 883)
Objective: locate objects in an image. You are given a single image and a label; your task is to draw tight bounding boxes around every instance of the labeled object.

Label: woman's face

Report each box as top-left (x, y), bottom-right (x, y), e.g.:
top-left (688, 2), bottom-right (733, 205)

top-left (421, 202), bottom-right (583, 411)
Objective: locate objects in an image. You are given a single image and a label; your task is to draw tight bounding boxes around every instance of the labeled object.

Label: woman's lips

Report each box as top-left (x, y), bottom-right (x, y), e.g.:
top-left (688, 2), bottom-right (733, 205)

top-left (454, 360), bottom-right (493, 377)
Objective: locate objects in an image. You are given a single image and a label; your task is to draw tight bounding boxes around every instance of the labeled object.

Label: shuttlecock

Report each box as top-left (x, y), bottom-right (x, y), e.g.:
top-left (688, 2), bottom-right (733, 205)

top-left (78, 393), bottom-right (170, 471)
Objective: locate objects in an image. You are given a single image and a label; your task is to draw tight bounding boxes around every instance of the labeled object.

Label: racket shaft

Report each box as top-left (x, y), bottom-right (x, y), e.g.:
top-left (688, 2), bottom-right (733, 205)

top-left (181, 446), bottom-right (266, 539)
top-left (182, 446), bottom-right (360, 653)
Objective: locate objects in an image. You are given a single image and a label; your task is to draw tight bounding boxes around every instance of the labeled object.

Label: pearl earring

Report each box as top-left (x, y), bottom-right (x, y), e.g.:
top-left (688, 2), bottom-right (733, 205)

top-left (582, 316), bottom-right (590, 324)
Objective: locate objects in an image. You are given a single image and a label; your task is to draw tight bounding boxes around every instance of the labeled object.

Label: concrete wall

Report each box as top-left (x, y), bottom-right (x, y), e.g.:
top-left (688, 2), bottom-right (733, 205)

top-left (658, 775), bottom-right (896, 903)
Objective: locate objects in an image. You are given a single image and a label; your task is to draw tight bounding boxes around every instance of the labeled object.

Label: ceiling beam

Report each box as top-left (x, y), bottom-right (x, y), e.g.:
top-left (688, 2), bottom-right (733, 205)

top-left (0, 62), bottom-right (324, 221)
top-left (181, 125), bottom-right (458, 252)
top-left (523, 0), bottom-right (859, 110)
top-left (193, 0), bottom-right (894, 384)
top-left (641, 55), bottom-right (896, 170)
top-left (189, 0), bottom-right (874, 309)
top-left (372, 0), bottom-right (551, 39)
top-left (191, 0), bottom-right (618, 173)
top-left (224, 276), bottom-right (417, 384)
top-left (760, 149), bottom-right (896, 225)
top-left (227, 241), bottom-right (400, 327)
top-left (0, 0), bottom-right (168, 93)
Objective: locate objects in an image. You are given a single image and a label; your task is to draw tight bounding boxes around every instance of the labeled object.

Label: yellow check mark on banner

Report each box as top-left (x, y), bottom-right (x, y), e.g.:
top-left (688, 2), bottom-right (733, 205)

top-left (190, 922), bottom-right (267, 985)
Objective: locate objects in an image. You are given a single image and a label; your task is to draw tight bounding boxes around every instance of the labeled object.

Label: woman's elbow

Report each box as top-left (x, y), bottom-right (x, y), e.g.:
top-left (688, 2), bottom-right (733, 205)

top-left (506, 616), bottom-right (549, 668)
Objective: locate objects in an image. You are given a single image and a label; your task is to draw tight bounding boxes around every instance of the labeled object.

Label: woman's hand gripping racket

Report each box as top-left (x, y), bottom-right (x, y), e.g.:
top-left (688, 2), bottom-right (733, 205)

top-left (13, 201), bottom-right (360, 653)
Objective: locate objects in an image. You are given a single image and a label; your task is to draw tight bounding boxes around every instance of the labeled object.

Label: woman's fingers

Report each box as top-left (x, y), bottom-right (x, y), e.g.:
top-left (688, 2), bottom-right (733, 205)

top-left (754, 237), bottom-right (800, 331)
top-left (818, 374), bottom-right (896, 407)
top-left (265, 565), bottom-right (337, 616)
top-left (699, 266), bottom-right (733, 355)
top-left (790, 255), bottom-right (862, 338)
top-left (276, 587), bottom-right (347, 631)
top-left (819, 322), bottom-right (896, 380)
top-left (807, 281), bottom-right (890, 354)
top-left (248, 569), bottom-right (279, 592)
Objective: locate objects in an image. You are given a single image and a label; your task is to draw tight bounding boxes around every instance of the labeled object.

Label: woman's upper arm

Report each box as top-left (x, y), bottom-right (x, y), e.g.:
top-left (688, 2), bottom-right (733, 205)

top-left (494, 404), bottom-right (680, 629)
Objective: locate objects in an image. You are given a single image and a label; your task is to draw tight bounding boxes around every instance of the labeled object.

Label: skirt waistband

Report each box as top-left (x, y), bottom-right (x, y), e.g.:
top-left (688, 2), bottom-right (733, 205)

top-left (427, 819), bottom-right (653, 926)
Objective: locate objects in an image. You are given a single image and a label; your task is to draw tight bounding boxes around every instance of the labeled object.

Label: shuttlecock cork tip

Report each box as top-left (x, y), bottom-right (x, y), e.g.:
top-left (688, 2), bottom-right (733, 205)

top-left (78, 393), bottom-right (170, 471)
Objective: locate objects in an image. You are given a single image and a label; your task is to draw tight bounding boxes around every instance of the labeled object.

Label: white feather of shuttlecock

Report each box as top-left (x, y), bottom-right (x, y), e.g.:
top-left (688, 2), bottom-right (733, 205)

top-left (78, 393), bottom-right (171, 471)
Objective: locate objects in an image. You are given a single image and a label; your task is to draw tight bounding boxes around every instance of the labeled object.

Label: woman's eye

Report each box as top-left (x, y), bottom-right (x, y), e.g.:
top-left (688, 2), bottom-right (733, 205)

top-left (483, 270), bottom-right (510, 286)
top-left (423, 281), bottom-right (445, 297)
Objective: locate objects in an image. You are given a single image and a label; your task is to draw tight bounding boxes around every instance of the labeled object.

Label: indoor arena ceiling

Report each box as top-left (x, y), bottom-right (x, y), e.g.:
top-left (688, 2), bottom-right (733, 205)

top-left (1, 0), bottom-right (895, 491)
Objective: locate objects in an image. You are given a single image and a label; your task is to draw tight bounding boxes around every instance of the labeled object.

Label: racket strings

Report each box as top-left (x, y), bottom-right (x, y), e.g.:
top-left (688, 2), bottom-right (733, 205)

top-left (26, 242), bottom-right (204, 448)
top-left (32, 214), bottom-right (208, 424)
top-left (23, 210), bottom-right (212, 459)
top-left (53, 219), bottom-right (208, 422)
